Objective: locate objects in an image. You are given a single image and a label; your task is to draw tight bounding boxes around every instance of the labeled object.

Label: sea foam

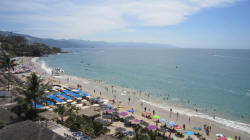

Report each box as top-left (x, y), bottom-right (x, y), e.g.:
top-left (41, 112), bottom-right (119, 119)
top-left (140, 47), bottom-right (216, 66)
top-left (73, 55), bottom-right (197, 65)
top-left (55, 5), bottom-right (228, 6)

top-left (40, 61), bottom-right (52, 75)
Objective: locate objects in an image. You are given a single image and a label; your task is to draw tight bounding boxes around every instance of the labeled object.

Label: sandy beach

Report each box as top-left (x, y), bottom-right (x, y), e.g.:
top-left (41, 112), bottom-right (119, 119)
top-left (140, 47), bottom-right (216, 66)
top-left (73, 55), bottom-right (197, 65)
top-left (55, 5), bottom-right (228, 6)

top-left (21, 56), bottom-right (250, 140)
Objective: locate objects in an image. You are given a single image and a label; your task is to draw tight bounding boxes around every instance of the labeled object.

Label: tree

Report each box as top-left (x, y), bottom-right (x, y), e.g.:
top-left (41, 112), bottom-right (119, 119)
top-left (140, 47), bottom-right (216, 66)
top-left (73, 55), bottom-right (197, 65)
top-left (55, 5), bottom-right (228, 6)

top-left (54, 105), bottom-right (68, 123)
top-left (13, 73), bottom-right (48, 120)
top-left (0, 51), bottom-right (16, 102)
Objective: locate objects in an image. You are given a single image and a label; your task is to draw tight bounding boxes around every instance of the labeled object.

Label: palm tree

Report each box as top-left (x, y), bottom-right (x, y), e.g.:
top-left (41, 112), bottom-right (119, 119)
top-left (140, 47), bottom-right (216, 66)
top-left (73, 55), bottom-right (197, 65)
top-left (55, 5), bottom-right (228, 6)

top-left (54, 104), bottom-right (75, 123)
top-left (0, 52), bottom-right (16, 91)
top-left (0, 51), bottom-right (16, 103)
top-left (14, 73), bottom-right (48, 120)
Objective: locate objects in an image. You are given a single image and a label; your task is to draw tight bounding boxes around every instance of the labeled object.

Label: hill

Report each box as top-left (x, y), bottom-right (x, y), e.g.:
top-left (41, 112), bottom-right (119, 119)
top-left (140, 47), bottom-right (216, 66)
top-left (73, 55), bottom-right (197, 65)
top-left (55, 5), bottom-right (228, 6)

top-left (0, 31), bottom-right (175, 49)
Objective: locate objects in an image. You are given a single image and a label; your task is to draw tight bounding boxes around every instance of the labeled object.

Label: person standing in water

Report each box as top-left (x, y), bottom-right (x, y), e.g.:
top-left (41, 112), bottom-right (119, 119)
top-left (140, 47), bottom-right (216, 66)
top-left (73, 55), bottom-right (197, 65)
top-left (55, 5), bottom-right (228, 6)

top-left (177, 112), bottom-right (179, 121)
top-left (170, 108), bottom-right (172, 118)
top-left (128, 97), bottom-right (131, 105)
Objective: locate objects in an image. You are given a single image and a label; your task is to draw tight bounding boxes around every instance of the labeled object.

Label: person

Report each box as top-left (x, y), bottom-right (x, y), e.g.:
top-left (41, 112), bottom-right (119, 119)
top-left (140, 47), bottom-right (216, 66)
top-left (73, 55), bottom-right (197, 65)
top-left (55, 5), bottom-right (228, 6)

top-left (132, 108), bottom-right (134, 114)
top-left (188, 117), bottom-right (191, 123)
top-left (183, 124), bottom-right (186, 130)
top-left (153, 110), bottom-right (155, 115)
top-left (170, 108), bottom-right (172, 118)
top-left (177, 112), bottom-right (179, 120)
top-left (144, 107), bottom-right (147, 112)
top-left (239, 136), bottom-right (241, 140)
top-left (235, 136), bottom-right (237, 140)
top-left (128, 97), bottom-right (131, 105)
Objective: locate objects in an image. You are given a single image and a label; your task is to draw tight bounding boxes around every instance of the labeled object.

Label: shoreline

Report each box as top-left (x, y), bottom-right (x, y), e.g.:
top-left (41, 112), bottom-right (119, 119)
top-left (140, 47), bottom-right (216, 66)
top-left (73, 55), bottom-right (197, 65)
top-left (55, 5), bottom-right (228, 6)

top-left (25, 56), bottom-right (250, 139)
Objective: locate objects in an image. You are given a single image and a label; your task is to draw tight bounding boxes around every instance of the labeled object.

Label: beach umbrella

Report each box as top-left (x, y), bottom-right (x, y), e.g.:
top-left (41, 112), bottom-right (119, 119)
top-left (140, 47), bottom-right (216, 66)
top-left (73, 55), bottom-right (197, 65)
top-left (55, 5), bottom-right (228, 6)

top-left (80, 136), bottom-right (91, 140)
top-left (132, 119), bottom-right (141, 123)
top-left (160, 118), bottom-right (167, 123)
top-left (216, 133), bottom-right (224, 137)
top-left (193, 126), bottom-right (202, 131)
top-left (115, 127), bottom-right (126, 133)
top-left (126, 131), bottom-right (134, 136)
top-left (120, 112), bottom-right (128, 117)
top-left (113, 108), bottom-right (119, 112)
top-left (167, 121), bottom-right (178, 127)
top-left (175, 126), bottom-right (183, 130)
top-left (107, 104), bottom-right (113, 108)
top-left (227, 137), bottom-right (233, 140)
top-left (125, 116), bottom-right (135, 120)
top-left (146, 112), bottom-right (151, 115)
top-left (107, 109), bottom-right (114, 113)
top-left (147, 125), bottom-right (158, 130)
top-left (153, 115), bottom-right (160, 119)
top-left (219, 137), bottom-right (228, 140)
top-left (186, 131), bottom-right (194, 135)
top-left (128, 109), bottom-right (134, 113)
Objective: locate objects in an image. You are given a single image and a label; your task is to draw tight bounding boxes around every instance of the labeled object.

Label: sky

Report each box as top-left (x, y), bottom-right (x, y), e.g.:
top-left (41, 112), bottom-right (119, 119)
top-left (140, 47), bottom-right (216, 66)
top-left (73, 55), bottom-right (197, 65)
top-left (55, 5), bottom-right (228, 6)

top-left (0, 0), bottom-right (250, 49)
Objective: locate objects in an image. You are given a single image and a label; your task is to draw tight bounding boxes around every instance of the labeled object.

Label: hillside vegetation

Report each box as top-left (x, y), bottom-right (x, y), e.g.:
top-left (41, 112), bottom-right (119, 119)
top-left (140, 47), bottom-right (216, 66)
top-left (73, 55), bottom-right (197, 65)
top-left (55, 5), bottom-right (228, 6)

top-left (0, 34), bottom-right (62, 57)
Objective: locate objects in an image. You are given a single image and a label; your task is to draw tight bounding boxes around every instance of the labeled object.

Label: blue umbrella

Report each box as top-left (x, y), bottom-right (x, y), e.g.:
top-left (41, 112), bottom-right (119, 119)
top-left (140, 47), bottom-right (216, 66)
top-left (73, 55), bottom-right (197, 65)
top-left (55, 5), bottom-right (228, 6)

top-left (107, 104), bottom-right (113, 108)
top-left (128, 109), bottom-right (134, 113)
top-left (193, 126), bottom-right (202, 131)
top-left (167, 121), bottom-right (178, 127)
top-left (186, 131), bottom-right (194, 135)
top-left (160, 118), bottom-right (168, 123)
top-left (80, 136), bottom-right (91, 140)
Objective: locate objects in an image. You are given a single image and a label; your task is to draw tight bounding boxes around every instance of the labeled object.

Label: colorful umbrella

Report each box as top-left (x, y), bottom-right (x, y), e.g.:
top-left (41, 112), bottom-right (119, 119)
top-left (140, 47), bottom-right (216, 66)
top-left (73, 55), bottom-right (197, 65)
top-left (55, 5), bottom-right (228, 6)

top-left (186, 131), bottom-right (194, 135)
top-left (107, 104), bottom-right (113, 108)
top-left (120, 112), bottom-right (128, 116)
top-left (219, 137), bottom-right (228, 140)
top-left (147, 125), bottom-right (157, 130)
top-left (167, 121), bottom-right (178, 127)
top-left (160, 118), bottom-right (167, 123)
top-left (153, 115), bottom-right (160, 119)
top-left (175, 126), bottom-right (183, 130)
top-left (193, 126), bottom-right (202, 131)
top-left (132, 119), bottom-right (141, 123)
top-left (128, 109), bottom-right (134, 113)
top-left (146, 112), bottom-right (151, 115)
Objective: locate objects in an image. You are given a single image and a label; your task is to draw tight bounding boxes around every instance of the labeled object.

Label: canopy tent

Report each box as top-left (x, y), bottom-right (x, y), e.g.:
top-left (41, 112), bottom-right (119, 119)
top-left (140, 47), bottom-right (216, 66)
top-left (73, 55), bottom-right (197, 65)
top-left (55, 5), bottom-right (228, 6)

top-left (46, 100), bottom-right (55, 106)
top-left (75, 90), bottom-right (90, 96)
top-left (32, 102), bottom-right (44, 109)
top-left (63, 90), bottom-right (82, 98)
top-left (60, 93), bottom-right (73, 100)
top-left (47, 94), bottom-right (64, 102)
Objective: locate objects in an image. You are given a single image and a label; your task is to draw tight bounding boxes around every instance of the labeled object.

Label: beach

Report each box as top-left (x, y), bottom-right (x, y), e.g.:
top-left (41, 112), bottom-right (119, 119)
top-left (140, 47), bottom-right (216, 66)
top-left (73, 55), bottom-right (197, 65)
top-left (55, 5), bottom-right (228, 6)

top-left (21, 56), bottom-right (250, 140)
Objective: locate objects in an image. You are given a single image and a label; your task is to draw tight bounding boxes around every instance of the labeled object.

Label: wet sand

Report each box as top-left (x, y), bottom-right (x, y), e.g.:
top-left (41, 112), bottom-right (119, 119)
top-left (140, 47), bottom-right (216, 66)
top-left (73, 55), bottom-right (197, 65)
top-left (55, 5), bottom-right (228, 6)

top-left (22, 56), bottom-right (250, 140)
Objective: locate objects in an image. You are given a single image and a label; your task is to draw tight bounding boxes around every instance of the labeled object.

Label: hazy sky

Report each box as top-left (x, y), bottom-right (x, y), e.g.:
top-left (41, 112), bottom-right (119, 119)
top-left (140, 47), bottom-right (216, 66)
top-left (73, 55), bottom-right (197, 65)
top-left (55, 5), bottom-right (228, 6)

top-left (0, 0), bottom-right (249, 49)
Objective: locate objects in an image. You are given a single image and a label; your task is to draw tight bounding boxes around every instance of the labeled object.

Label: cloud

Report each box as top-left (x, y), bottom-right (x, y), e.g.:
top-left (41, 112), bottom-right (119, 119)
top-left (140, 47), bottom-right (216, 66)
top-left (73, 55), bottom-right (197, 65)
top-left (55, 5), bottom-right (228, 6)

top-left (0, 0), bottom-right (239, 38)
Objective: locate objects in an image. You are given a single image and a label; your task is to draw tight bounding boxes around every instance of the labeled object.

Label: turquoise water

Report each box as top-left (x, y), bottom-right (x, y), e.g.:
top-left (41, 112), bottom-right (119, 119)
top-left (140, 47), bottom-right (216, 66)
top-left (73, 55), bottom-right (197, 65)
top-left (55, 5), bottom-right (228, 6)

top-left (42, 48), bottom-right (250, 124)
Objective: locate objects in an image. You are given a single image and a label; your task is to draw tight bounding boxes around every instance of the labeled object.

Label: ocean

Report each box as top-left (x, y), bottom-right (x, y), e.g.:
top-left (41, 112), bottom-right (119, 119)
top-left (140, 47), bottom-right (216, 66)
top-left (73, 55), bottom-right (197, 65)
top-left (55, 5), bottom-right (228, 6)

top-left (40, 47), bottom-right (250, 131)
